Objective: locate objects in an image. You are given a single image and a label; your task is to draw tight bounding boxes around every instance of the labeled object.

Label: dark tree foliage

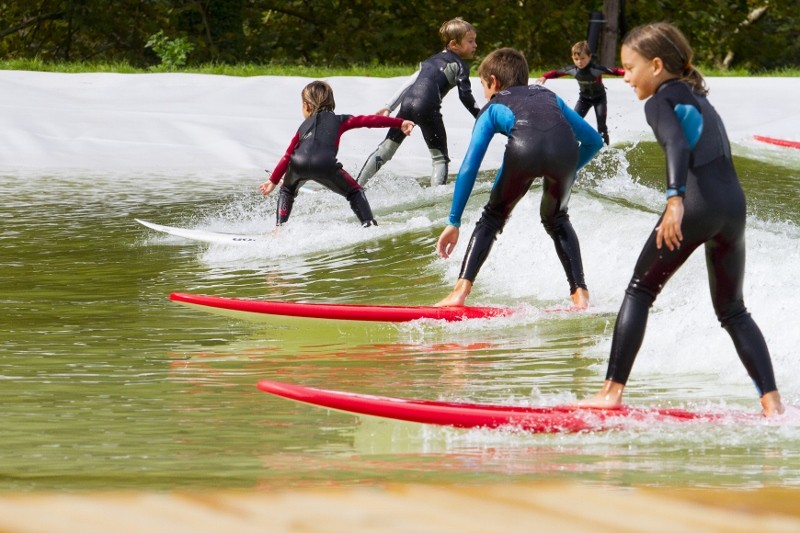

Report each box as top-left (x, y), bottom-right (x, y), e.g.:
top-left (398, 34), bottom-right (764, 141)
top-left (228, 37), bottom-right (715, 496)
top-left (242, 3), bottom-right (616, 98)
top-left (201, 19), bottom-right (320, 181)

top-left (0, 0), bottom-right (797, 70)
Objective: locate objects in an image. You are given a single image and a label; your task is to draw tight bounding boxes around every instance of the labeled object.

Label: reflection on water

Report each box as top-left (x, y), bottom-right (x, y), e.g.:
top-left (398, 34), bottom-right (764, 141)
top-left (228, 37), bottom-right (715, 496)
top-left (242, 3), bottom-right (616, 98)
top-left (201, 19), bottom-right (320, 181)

top-left (1, 147), bottom-right (799, 492)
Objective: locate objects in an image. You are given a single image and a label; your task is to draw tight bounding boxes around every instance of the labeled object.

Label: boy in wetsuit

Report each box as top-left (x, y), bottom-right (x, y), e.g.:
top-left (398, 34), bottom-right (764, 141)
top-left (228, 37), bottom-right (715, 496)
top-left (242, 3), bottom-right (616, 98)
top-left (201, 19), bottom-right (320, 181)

top-left (537, 40), bottom-right (624, 145)
top-left (577, 23), bottom-right (783, 416)
top-left (356, 17), bottom-right (480, 187)
top-left (435, 48), bottom-right (603, 309)
top-left (259, 81), bottom-right (414, 227)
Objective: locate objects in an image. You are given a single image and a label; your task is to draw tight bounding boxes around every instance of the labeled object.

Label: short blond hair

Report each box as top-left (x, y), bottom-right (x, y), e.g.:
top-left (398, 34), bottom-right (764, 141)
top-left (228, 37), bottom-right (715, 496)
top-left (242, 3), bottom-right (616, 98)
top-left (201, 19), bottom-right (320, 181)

top-left (439, 17), bottom-right (476, 47)
top-left (571, 41), bottom-right (592, 57)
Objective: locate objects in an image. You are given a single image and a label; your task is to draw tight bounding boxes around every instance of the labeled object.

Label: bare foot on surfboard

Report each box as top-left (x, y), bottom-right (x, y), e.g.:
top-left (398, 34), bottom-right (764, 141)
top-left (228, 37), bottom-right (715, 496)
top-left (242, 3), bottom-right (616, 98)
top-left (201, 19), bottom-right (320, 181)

top-left (761, 391), bottom-right (785, 417)
top-left (570, 288), bottom-right (590, 310)
top-left (576, 380), bottom-right (625, 409)
top-left (434, 279), bottom-right (472, 307)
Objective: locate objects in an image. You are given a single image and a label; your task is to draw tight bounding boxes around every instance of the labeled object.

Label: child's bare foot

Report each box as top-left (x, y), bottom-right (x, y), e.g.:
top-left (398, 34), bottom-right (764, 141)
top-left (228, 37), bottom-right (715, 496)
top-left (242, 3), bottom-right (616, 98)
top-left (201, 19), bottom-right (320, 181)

top-left (570, 288), bottom-right (590, 309)
top-left (761, 391), bottom-right (785, 417)
top-left (434, 279), bottom-right (472, 307)
top-left (576, 380), bottom-right (625, 408)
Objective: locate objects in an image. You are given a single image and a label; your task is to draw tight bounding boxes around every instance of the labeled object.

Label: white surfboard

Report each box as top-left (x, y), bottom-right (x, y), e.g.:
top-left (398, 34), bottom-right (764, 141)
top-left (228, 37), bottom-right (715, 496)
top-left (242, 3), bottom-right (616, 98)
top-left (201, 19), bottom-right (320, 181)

top-left (135, 219), bottom-right (268, 244)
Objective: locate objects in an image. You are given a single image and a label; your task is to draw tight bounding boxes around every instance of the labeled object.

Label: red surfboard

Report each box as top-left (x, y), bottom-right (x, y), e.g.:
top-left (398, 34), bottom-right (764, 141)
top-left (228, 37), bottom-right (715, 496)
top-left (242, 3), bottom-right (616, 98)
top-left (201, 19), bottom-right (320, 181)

top-left (170, 292), bottom-right (512, 323)
top-left (753, 135), bottom-right (800, 149)
top-left (257, 380), bottom-right (729, 433)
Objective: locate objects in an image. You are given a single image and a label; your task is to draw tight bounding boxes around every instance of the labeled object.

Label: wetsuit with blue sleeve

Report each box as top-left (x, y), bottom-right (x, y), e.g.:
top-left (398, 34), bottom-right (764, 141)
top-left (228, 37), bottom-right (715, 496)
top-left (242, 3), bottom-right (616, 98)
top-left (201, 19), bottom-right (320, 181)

top-left (605, 78), bottom-right (778, 397)
top-left (357, 49), bottom-right (480, 186)
top-left (448, 84), bottom-right (602, 293)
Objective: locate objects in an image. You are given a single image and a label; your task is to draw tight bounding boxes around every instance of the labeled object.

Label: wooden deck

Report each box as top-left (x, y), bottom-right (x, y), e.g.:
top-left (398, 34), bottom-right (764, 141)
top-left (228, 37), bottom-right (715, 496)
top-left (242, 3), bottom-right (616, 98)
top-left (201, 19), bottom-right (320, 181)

top-left (0, 483), bottom-right (798, 532)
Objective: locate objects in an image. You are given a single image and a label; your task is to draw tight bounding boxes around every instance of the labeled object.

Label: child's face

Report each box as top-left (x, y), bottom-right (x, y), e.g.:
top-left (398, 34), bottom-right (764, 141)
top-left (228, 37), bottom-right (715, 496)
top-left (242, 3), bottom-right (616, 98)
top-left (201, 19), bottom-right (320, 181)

top-left (620, 44), bottom-right (668, 100)
top-left (572, 52), bottom-right (591, 69)
top-left (449, 31), bottom-right (477, 60)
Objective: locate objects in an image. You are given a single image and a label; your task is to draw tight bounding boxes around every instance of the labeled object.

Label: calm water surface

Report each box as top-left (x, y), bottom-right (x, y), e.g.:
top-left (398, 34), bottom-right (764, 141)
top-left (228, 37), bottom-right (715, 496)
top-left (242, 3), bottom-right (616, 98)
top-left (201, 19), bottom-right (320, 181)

top-left (2, 146), bottom-right (799, 492)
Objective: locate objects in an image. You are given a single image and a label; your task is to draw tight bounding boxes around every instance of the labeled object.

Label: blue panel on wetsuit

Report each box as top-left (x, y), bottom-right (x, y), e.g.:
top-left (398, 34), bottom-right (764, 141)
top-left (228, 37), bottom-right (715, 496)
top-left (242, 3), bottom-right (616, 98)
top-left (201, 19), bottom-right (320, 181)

top-left (673, 104), bottom-right (703, 150)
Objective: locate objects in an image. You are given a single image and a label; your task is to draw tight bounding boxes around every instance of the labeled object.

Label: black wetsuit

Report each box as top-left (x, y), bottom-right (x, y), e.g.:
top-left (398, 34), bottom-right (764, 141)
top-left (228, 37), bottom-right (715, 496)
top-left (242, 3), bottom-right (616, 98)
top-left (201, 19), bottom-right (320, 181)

top-left (605, 78), bottom-right (778, 396)
top-left (268, 111), bottom-right (404, 225)
top-left (448, 85), bottom-right (603, 292)
top-left (385, 49), bottom-right (480, 155)
top-left (541, 63), bottom-right (624, 143)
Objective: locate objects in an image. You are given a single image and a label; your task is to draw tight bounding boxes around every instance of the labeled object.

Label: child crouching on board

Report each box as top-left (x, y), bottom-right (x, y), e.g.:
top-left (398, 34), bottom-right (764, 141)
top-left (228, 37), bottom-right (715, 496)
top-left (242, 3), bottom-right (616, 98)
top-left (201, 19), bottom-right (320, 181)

top-left (435, 48), bottom-right (603, 309)
top-left (576, 23), bottom-right (783, 416)
top-left (260, 81), bottom-right (415, 227)
top-left (356, 17), bottom-right (480, 187)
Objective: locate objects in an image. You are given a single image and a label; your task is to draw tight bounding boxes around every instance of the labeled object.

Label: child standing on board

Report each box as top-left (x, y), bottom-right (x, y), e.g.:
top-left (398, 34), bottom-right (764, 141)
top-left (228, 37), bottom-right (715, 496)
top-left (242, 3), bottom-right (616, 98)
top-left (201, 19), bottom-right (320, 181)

top-left (435, 48), bottom-right (603, 309)
top-left (260, 81), bottom-right (415, 227)
top-left (356, 17), bottom-right (480, 187)
top-left (577, 23), bottom-right (783, 416)
top-left (537, 40), bottom-right (624, 145)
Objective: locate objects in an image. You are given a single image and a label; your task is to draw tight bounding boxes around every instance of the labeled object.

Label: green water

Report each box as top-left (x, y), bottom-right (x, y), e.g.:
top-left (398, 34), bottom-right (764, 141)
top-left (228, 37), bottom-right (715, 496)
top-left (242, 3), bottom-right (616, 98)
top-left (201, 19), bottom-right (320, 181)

top-left (2, 146), bottom-right (799, 492)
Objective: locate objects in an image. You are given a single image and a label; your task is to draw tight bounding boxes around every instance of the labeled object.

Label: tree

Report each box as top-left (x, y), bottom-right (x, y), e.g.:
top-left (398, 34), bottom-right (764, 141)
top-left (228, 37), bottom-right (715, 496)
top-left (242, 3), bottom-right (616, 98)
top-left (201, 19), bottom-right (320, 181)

top-left (0, 0), bottom-right (797, 70)
top-left (599, 0), bottom-right (620, 67)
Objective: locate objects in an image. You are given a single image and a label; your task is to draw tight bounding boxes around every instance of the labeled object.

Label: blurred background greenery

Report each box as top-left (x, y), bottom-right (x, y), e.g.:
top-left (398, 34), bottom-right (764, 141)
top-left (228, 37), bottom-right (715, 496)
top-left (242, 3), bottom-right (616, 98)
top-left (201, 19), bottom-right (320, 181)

top-left (1, 0), bottom-right (797, 73)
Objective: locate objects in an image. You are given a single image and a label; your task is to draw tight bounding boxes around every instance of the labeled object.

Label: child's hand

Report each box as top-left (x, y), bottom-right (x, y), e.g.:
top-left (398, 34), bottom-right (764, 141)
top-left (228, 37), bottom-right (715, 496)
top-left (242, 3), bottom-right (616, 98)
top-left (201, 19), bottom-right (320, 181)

top-left (535, 76), bottom-right (546, 85)
top-left (259, 181), bottom-right (277, 196)
top-left (655, 197), bottom-right (684, 251)
top-left (400, 120), bottom-right (415, 136)
top-left (437, 225), bottom-right (460, 259)
top-left (375, 107), bottom-right (390, 116)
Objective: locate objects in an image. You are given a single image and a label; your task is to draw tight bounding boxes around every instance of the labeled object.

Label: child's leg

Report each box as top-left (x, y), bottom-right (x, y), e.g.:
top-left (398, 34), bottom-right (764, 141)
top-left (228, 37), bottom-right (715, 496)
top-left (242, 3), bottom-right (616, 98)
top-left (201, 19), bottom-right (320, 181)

top-left (418, 111), bottom-right (450, 186)
top-left (706, 230), bottom-right (779, 400)
top-left (594, 98), bottom-right (610, 144)
top-left (573, 98), bottom-right (592, 118)
top-left (347, 189), bottom-right (377, 227)
top-left (456, 163), bottom-right (534, 289)
top-left (276, 186), bottom-right (298, 225)
top-left (276, 169), bottom-right (303, 225)
top-left (325, 167), bottom-right (378, 226)
top-left (605, 222), bottom-right (702, 385)
top-left (356, 130), bottom-right (405, 186)
top-left (540, 174), bottom-right (587, 296)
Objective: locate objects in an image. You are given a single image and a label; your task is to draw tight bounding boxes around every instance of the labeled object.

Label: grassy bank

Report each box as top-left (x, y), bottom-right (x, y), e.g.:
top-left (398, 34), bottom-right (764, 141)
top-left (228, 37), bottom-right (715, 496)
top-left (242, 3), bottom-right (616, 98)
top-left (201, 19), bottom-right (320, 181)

top-left (1, 58), bottom-right (798, 77)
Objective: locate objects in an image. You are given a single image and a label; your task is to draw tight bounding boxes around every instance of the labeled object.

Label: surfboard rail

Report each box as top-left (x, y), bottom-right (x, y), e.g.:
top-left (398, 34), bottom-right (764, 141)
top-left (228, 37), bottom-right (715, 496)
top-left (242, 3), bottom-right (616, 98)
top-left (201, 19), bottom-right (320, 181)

top-left (136, 218), bottom-right (267, 243)
top-left (257, 380), bottom-right (727, 433)
top-left (753, 135), bottom-right (800, 149)
top-left (169, 292), bottom-right (512, 323)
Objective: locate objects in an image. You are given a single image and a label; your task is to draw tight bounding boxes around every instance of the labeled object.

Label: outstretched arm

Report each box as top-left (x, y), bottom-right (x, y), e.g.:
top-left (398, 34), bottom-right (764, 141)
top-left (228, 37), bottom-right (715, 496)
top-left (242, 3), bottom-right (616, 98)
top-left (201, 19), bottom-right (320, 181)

top-left (260, 132), bottom-right (300, 196)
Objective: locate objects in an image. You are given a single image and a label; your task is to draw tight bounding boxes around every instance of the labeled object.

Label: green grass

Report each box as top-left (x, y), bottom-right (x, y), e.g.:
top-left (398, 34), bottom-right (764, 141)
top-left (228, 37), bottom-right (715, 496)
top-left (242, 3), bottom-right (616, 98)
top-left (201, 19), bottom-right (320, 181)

top-left (1, 58), bottom-right (797, 77)
top-left (0, 59), bottom-right (419, 77)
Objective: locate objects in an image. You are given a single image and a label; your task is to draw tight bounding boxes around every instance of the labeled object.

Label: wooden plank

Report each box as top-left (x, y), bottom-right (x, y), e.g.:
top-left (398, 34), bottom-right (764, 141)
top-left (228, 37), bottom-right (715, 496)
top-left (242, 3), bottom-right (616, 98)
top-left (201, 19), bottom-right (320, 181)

top-left (0, 483), bottom-right (798, 533)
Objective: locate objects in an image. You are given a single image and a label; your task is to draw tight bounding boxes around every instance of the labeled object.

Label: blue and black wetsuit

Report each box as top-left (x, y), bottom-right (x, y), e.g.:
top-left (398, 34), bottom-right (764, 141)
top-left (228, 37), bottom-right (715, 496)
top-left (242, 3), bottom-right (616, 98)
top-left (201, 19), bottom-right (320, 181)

top-left (268, 111), bottom-right (405, 226)
top-left (448, 84), bottom-right (602, 293)
top-left (605, 78), bottom-right (778, 397)
top-left (541, 63), bottom-right (624, 144)
top-left (357, 49), bottom-right (480, 186)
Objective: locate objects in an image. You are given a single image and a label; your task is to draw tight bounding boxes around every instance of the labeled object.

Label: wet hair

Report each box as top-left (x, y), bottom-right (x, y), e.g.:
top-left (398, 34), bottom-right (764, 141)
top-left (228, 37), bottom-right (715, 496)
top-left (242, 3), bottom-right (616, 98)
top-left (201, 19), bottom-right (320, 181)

top-left (571, 41), bottom-right (592, 57)
top-left (623, 22), bottom-right (708, 96)
top-left (478, 48), bottom-right (529, 90)
top-left (440, 17), bottom-right (476, 47)
top-left (301, 80), bottom-right (336, 114)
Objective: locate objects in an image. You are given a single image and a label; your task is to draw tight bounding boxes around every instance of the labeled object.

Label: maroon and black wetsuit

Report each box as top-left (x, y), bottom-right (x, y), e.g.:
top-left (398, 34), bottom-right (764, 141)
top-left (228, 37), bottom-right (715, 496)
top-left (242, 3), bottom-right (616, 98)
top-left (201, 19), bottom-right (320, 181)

top-left (269, 111), bottom-right (404, 225)
top-left (541, 63), bottom-right (624, 143)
